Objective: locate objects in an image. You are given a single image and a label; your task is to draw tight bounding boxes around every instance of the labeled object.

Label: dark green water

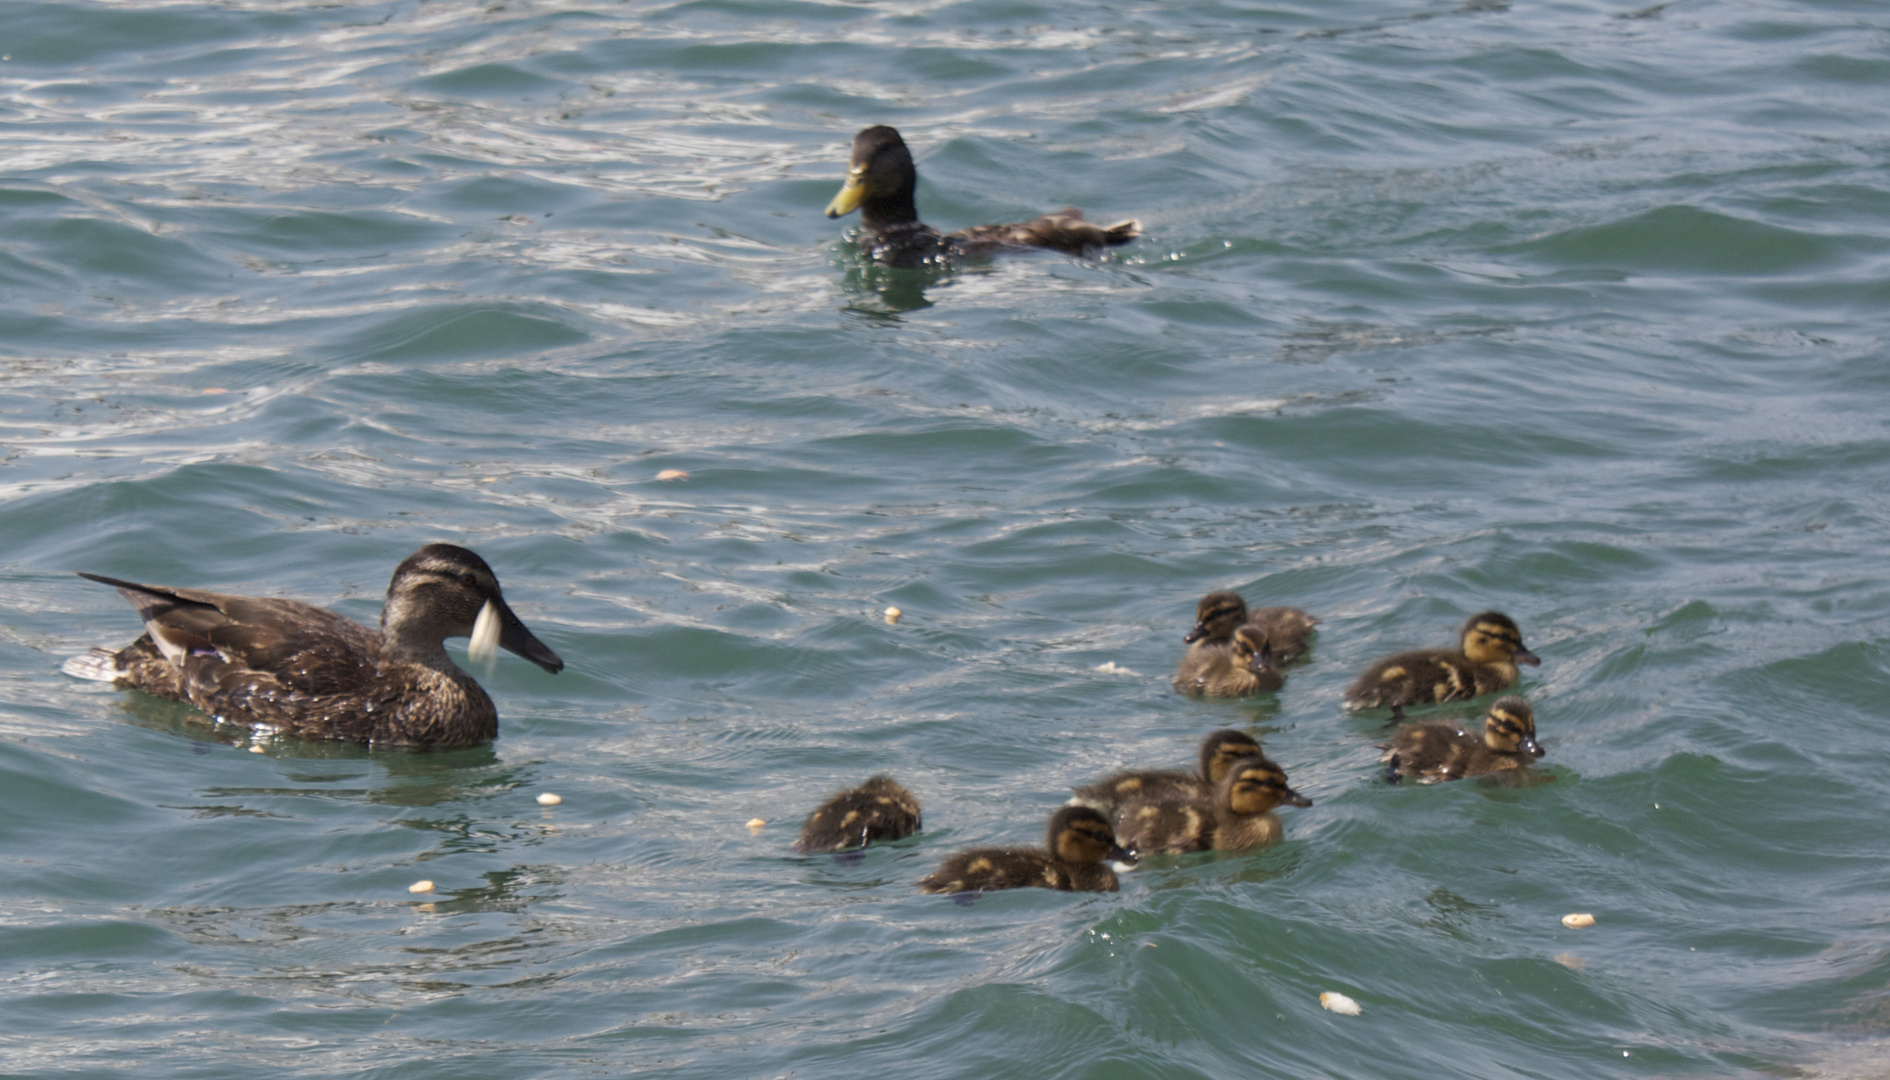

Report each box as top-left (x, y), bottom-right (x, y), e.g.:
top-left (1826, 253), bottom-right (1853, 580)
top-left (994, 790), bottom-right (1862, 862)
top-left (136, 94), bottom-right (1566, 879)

top-left (3, 0), bottom-right (1889, 1076)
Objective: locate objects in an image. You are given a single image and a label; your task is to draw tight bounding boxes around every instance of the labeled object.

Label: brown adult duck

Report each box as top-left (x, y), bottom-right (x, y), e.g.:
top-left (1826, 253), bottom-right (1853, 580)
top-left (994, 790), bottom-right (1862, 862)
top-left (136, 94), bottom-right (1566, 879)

top-left (824, 125), bottom-right (1140, 268)
top-left (918, 805), bottom-right (1134, 895)
top-left (1114, 754), bottom-right (1312, 856)
top-left (1380, 696), bottom-right (1544, 784)
top-left (792, 775), bottom-right (922, 853)
top-left (1342, 611), bottom-right (1539, 715)
top-left (62, 544), bottom-right (563, 749)
top-left (1071, 729), bottom-right (1263, 814)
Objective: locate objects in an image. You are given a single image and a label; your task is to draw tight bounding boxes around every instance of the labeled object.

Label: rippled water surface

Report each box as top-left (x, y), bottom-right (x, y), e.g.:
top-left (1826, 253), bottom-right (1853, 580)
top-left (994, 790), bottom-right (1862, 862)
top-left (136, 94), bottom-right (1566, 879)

top-left (4, 0), bottom-right (1890, 1075)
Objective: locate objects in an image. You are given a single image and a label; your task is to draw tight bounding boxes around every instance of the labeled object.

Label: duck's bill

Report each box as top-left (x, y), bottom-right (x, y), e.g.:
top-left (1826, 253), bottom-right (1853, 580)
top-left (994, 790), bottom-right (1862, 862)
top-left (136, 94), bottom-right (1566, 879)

top-left (1283, 789), bottom-right (1314, 808)
top-left (498, 602), bottom-right (565, 673)
top-left (825, 174), bottom-right (867, 218)
top-left (1182, 623), bottom-right (1209, 644)
top-left (1521, 737), bottom-right (1545, 759)
top-left (1514, 648), bottom-right (1541, 666)
top-left (1108, 845), bottom-right (1139, 866)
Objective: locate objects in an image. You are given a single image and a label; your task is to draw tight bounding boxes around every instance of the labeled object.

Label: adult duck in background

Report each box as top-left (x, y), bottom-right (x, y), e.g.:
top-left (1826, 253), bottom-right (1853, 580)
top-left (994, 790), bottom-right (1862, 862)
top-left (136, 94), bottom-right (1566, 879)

top-left (1380, 696), bottom-right (1544, 783)
top-left (1342, 611), bottom-right (1539, 715)
top-left (793, 776), bottom-right (922, 853)
top-left (63, 544), bottom-right (563, 749)
top-left (918, 805), bottom-right (1134, 895)
top-left (824, 125), bottom-right (1140, 267)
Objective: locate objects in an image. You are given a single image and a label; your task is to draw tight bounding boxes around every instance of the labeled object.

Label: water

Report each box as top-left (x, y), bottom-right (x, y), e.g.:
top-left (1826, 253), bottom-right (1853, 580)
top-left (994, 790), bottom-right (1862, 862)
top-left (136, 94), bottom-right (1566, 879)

top-left (2, 0), bottom-right (1888, 1075)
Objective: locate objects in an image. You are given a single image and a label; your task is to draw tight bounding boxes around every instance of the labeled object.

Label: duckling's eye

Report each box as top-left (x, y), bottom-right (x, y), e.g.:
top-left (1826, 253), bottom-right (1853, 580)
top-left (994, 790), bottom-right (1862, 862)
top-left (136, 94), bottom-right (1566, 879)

top-left (458, 572), bottom-right (479, 589)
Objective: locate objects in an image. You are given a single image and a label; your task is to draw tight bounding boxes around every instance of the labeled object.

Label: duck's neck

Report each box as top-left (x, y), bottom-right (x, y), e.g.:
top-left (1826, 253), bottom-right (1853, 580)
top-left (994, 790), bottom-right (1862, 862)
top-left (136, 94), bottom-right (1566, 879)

top-left (860, 181), bottom-right (920, 232)
top-left (380, 604), bottom-right (463, 673)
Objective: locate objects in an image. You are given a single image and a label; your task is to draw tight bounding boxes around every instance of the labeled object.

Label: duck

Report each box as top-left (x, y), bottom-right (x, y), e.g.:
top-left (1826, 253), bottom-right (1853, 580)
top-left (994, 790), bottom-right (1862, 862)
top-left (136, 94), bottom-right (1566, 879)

top-left (1174, 625), bottom-right (1283, 696)
top-left (1181, 589), bottom-right (1319, 664)
top-left (1380, 696), bottom-right (1544, 783)
top-left (1071, 729), bottom-right (1263, 814)
top-left (1342, 611), bottom-right (1539, 714)
top-left (918, 805), bottom-right (1134, 895)
top-left (824, 125), bottom-right (1140, 268)
top-left (792, 775), bottom-right (922, 853)
top-left (1113, 754), bottom-right (1312, 856)
top-left (61, 543), bottom-right (563, 749)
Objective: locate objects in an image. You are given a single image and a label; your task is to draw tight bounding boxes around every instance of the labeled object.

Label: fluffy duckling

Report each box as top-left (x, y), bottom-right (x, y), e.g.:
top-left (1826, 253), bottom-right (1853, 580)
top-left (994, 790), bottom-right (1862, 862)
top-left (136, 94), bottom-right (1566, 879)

top-left (1071, 729), bottom-right (1263, 814)
top-left (1173, 626), bottom-right (1283, 696)
top-left (1380, 696), bottom-right (1544, 783)
top-left (1342, 611), bottom-right (1540, 713)
top-left (62, 544), bottom-right (564, 749)
top-left (825, 126), bottom-right (1140, 268)
top-left (1181, 590), bottom-right (1319, 663)
top-left (1114, 755), bottom-right (1312, 856)
top-left (918, 805), bottom-right (1134, 895)
top-left (792, 776), bottom-right (922, 853)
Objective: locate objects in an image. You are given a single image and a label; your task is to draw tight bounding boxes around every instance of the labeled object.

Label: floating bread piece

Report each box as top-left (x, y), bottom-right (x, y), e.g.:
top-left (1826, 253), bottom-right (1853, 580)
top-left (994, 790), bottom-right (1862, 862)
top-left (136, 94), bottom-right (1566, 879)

top-left (1320, 991), bottom-right (1362, 1016)
top-left (409, 880), bottom-right (436, 894)
top-left (884, 606), bottom-right (902, 624)
top-left (1562, 913), bottom-right (1596, 928)
top-left (746, 817), bottom-right (766, 832)
top-left (656, 469), bottom-right (688, 481)
top-left (536, 793), bottom-right (562, 806)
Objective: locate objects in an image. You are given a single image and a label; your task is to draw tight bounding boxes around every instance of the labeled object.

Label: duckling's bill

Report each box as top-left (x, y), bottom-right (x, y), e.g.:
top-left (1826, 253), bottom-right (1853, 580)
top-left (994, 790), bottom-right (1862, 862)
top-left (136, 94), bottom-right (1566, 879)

top-left (825, 168), bottom-right (867, 218)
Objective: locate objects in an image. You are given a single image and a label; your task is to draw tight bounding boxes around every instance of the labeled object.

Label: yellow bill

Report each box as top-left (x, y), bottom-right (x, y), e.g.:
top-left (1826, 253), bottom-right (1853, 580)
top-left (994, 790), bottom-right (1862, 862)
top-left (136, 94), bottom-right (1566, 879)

top-left (825, 168), bottom-right (868, 218)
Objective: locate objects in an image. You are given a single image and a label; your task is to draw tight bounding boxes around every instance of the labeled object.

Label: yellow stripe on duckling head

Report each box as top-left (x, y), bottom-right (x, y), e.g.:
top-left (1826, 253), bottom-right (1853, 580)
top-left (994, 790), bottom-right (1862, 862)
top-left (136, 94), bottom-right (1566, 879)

top-left (825, 167), bottom-right (868, 218)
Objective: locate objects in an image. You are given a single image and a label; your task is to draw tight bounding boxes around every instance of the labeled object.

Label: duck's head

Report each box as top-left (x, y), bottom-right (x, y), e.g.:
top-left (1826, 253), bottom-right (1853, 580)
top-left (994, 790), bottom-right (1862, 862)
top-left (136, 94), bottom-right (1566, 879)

top-left (1049, 805), bottom-right (1135, 867)
top-left (1231, 626), bottom-right (1276, 680)
top-left (1483, 696), bottom-right (1542, 757)
top-left (382, 544), bottom-right (564, 673)
top-left (1198, 729), bottom-right (1264, 784)
top-left (1459, 611), bottom-right (1539, 668)
top-left (825, 125), bottom-right (918, 222)
top-left (1184, 590), bottom-right (1248, 644)
top-left (1222, 755), bottom-right (1313, 815)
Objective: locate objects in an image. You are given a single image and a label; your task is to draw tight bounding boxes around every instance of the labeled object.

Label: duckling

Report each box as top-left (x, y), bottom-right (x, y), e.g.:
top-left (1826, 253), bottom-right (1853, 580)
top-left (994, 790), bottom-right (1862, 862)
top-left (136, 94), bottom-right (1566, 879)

top-left (1071, 729), bottom-right (1263, 813)
top-left (1380, 696), bottom-right (1544, 783)
top-left (918, 805), bottom-right (1134, 895)
top-left (1173, 626), bottom-right (1284, 696)
top-left (792, 776), bottom-right (922, 853)
top-left (1181, 589), bottom-right (1319, 663)
top-left (824, 126), bottom-right (1140, 268)
top-left (62, 544), bottom-right (564, 749)
top-left (1114, 755), bottom-right (1312, 856)
top-left (1342, 611), bottom-right (1540, 713)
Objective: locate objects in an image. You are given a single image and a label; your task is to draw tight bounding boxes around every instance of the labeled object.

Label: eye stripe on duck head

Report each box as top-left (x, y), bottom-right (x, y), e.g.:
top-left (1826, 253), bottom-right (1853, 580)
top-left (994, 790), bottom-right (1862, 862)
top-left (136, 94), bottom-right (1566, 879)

top-left (1200, 729), bottom-right (1263, 781)
top-left (1223, 755), bottom-right (1313, 811)
top-left (1186, 590), bottom-right (1248, 643)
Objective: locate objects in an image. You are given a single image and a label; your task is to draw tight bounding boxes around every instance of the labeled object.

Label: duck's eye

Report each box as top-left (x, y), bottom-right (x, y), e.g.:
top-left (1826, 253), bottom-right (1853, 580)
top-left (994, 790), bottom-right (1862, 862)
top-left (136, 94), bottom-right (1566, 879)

top-left (458, 572), bottom-right (479, 589)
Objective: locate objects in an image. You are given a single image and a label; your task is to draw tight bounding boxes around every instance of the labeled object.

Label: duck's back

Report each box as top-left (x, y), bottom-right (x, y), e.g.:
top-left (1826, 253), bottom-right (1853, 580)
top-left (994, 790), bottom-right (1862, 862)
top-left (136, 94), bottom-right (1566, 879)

top-left (1249, 606), bottom-right (1318, 663)
top-left (794, 778), bottom-right (921, 853)
top-left (953, 210), bottom-right (1140, 256)
top-left (1115, 798), bottom-right (1215, 855)
top-left (918, 847), bottom-right (1117, 893)
top-left (1344, 648), bottom-right (1513, 710)
top-left (1381, 720), bottom-right (1481, 782)
top-left (1072, 769), bottom-right (1204, 814)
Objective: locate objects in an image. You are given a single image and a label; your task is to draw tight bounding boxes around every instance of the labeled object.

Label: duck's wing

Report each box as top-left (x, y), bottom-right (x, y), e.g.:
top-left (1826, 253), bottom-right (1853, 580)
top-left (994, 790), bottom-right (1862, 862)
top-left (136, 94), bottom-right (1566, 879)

top-left (952, 209), bottom-right (1141, 256)
top-left (79, 573), bottom-right (381, 696)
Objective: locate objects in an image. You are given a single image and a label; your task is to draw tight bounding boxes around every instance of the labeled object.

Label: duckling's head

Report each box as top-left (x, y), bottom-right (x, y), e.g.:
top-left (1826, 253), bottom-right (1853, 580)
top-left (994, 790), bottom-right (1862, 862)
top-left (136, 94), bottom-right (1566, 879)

top-left (1184, 590), bottom-right (1249, 644)
top-left (1459, 611), bottom-right (1539, 668)
top-left (1231, 626), bottom-right (1276, 679)
top-left (1048, 805), bottom-right (1135, 867)
top-left (1483, 696), bottom-right (1542, 757)
top-left (1222, 755), bottom-right (1313, 815)
top-left (1198, 729), bottom-right (1264, 784)
top-left (825, 125), bottom-right (917, 223)
top-left (383, 544), bottom-right (564, 673)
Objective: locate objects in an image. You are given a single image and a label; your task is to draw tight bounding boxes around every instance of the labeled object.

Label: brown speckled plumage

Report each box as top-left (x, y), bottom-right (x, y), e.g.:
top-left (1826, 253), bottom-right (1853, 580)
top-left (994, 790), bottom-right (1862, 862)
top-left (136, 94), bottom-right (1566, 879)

top-left (1113, 754), bottom-right (1312, 856)
top-left (825, 126), bottom-right (1140, 268)
top-left (1342, 612), bottom-right (1539, 712)
top-left (918, 805), bottom-right (1133, 895)
top-left (64, 544), bottom-right (563, 749)
top-left (1174, 625), bottom-right (1284, 696)
top-left (1380, 697), bottom-right (1544, 783)
top-left (793, 776), bottom-right (922, 853)
top-left (1071, 730), bottom-right (1262, 814)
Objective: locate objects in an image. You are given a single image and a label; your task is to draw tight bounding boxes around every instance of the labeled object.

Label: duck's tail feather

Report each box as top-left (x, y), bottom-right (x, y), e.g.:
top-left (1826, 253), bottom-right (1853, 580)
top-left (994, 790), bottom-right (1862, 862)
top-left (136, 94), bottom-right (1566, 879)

top-left (62, 647), bottom-right (123, 682)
